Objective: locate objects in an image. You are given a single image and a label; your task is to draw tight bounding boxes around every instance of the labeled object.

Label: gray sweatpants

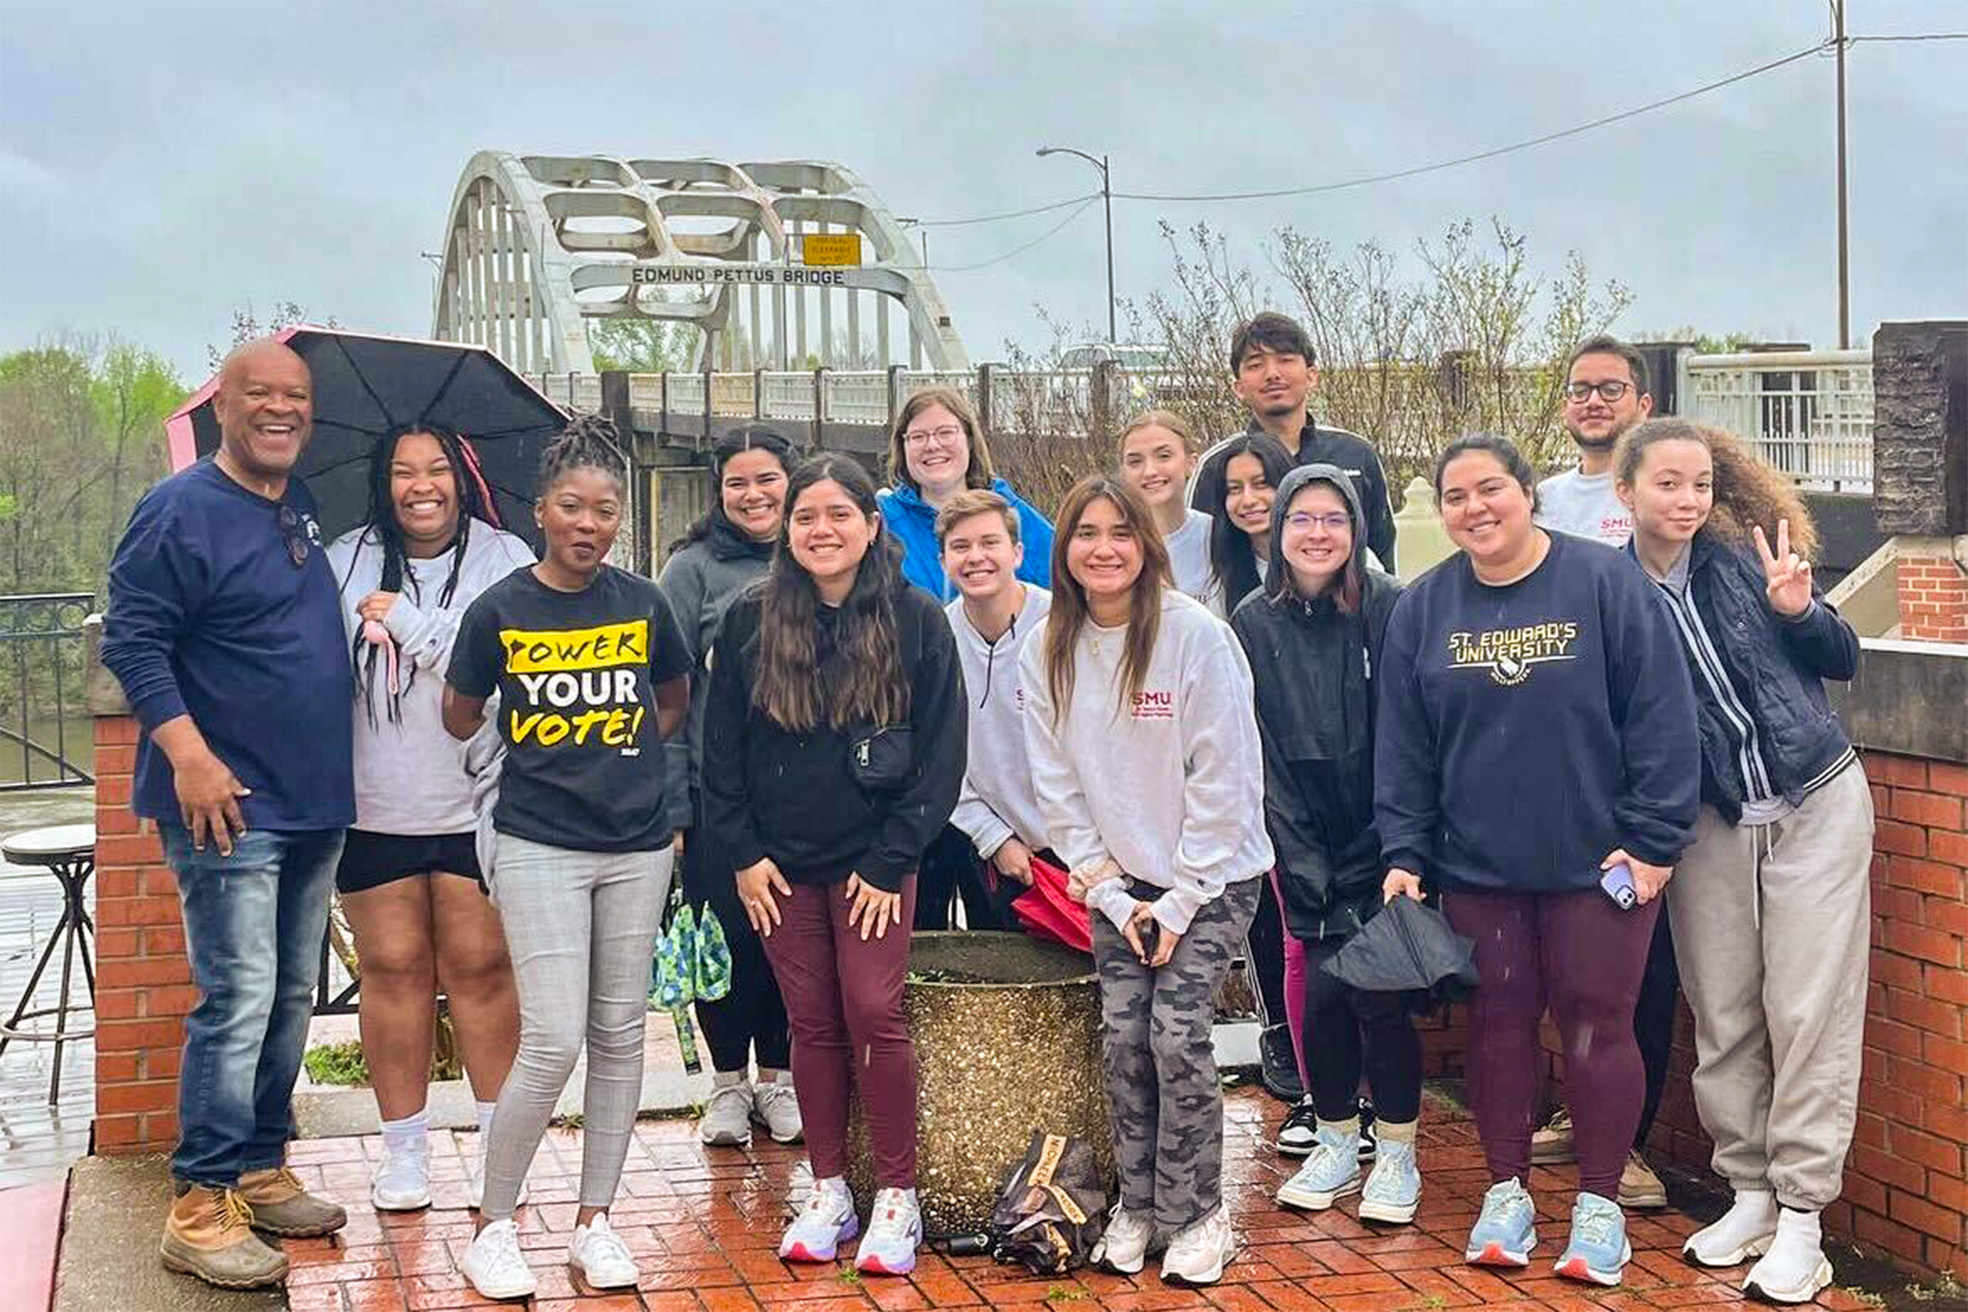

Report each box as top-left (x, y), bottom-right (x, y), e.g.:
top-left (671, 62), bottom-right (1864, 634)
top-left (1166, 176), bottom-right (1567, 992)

top-left (1093, 876), bottom-right (1261, 1232)
top-left (1666, 760), bottom-right (1874, 1210)
top-left (479, 834), bottom-right (674, 1217)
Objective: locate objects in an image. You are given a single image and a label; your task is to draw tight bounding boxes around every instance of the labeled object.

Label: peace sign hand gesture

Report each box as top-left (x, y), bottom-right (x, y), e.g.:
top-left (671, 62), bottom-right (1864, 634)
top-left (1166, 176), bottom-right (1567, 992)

top-left (1752, 518), bottom-right (1813, 618)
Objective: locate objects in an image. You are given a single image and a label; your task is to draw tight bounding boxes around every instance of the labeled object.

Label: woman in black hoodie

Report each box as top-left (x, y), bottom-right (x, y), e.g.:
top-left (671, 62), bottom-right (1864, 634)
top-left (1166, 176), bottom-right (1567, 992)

top-left (1230, 465), bottom-right (1418, 1225)
top-left (701, 453), bottom-right (965, 1277)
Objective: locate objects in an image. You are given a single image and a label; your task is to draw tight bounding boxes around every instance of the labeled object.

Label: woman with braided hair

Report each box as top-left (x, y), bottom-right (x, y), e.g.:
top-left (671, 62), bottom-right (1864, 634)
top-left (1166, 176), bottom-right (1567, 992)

top-left (325, 425), bottom-right (535, 1215)
top-left (445, 414), bottom-right (692, 1299)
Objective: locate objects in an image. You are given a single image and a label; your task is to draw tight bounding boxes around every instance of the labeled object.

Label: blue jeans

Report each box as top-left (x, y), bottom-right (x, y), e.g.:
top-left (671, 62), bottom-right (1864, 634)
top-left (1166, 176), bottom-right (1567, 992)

top-left (162, 824), bottom-right (343, 1185)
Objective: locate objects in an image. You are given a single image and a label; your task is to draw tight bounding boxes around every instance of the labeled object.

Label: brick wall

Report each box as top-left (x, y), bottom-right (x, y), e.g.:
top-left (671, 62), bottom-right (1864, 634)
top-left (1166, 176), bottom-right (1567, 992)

top-left (1899, 552), bottom-right (1968, 643)
top-left (88, 714), bottom-right (190, 1155)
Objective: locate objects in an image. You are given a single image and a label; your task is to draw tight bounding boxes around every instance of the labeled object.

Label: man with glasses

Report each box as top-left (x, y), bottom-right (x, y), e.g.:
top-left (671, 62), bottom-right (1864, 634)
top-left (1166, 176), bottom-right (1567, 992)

top-left (103, 338), bottom-right (354, 1290)
top-left (1537, 335), bottom-right (1655, 545)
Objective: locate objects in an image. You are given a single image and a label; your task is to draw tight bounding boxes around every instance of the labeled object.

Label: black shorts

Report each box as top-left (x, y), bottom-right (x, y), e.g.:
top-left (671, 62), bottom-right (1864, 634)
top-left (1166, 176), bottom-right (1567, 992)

top-left (335, 829), bottom-right (484, 896)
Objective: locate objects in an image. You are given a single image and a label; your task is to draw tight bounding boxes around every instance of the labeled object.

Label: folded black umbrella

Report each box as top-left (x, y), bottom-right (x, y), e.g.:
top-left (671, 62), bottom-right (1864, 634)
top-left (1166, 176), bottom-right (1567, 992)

top-left (165, 326), bottom-right (569, 552)
top-left (1319, 894), bottom-right (1479, 1004)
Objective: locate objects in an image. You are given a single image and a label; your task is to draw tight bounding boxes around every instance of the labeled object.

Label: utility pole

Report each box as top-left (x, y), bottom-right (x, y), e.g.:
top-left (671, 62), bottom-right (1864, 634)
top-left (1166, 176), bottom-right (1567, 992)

top-left (1835, 0), bottom-right (1850, 349)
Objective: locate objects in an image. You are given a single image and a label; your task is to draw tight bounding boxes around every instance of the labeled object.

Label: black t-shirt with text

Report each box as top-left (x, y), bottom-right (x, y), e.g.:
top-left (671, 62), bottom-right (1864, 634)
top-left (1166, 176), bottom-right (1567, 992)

top-left (449, 564), bottom-right (691, 852)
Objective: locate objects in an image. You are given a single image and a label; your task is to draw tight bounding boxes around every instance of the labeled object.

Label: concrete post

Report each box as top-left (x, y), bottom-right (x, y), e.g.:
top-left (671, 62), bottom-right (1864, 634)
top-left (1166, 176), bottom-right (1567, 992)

top-left (1872, 321), bottom-right (1968, 643)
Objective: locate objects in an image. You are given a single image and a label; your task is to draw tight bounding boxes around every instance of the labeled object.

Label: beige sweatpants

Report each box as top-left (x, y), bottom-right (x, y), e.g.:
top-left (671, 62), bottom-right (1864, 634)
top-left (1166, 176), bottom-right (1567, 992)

top-left (1666, 759), bottom-right (1874, 1210)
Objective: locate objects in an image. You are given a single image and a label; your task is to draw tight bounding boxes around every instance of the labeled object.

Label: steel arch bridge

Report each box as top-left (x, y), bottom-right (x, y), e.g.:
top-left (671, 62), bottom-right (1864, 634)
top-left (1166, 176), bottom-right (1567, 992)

top-left (432, 152), bottom-right (968, 376)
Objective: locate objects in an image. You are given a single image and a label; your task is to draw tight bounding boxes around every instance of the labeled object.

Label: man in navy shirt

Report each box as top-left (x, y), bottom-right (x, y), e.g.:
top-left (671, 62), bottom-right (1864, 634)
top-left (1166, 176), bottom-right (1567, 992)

top-left (103, 338), bottom-right (354, 1289)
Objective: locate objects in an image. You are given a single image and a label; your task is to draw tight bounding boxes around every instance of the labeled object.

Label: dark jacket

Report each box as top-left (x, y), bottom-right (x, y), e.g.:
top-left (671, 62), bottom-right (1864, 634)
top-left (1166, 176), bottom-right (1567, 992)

top-left (1631, 530), bottom-right (1859, 824)
top-left (656, 514), bottom-right (775, 831)
top-left (701, 562), bottom-right (966, 892)
top-left (1231, 465), bottom-right (1403, 940)
top-left (1192, 419), bottom-right (1398, 573)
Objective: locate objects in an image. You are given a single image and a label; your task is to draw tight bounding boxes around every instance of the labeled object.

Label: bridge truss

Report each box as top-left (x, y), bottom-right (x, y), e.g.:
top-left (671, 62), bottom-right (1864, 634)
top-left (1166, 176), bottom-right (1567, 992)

top-left (432, 152), bottom-right (969, 376)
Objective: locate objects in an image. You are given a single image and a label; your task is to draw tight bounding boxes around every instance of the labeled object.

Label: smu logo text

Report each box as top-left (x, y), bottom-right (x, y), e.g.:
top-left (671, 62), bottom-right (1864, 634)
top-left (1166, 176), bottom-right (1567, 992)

top-left (1131, 690), bottom-right (1174, 721)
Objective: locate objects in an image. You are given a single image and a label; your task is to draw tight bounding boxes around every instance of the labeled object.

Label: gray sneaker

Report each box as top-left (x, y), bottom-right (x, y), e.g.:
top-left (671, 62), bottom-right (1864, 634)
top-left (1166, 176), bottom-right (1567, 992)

top-left (752, 1079), bottom-right (804, 1144)
top-left (700, 1081), bottom-right (755, 1146)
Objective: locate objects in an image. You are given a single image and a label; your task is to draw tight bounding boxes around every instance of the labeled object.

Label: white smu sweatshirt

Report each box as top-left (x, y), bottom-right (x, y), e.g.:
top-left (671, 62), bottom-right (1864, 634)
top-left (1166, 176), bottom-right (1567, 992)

top-left (326, 520), bottom-right (535, 835)
top-left (1020, 589), bottom-right (1272, 936)
top-left (946, 585), bottom-right (1052, 860)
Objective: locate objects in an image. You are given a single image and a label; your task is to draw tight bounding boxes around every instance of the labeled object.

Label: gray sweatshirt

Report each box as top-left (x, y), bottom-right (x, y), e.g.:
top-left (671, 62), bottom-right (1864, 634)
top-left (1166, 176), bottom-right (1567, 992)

top-left (946, 586), bottom-right (1052, 859)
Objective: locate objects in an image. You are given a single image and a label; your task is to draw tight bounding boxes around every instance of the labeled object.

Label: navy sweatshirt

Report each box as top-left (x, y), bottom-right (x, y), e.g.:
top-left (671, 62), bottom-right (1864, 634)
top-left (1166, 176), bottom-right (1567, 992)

top-left (101, 459), bottom-right (355, 831)
top-left (1373, 532), bottom-right (1698, 892)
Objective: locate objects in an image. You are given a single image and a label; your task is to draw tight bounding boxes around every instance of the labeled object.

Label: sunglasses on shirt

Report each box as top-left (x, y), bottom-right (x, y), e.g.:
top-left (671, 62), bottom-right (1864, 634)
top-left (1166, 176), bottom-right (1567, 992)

top-left (277, 505), bottom-right (312, 568)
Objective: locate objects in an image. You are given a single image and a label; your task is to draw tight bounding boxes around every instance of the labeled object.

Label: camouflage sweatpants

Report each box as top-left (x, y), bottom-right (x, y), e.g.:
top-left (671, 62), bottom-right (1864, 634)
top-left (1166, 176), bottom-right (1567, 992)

top-left (1092, 876), bottom-right (1262, 1231)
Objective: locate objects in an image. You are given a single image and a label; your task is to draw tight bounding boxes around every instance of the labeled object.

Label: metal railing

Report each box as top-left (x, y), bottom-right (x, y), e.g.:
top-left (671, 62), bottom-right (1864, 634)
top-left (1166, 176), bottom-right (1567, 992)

top-left (1684, 349), bottom-right (1874, 491)
top-left (0, 594), bottom-right (95, 791)
top-left (535, 355), bottom-right (1878, 491)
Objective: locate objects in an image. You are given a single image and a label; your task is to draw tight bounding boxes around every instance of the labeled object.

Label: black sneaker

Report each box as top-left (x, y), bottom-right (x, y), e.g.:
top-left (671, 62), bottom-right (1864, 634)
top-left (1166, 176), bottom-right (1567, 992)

top-left (1276, 1098), bottom-right (1318, 1156)
top-left (1356, 1097), bottom-right (1377, 1162)
top-left (1259, 1024), bottom-right (1304, 1104)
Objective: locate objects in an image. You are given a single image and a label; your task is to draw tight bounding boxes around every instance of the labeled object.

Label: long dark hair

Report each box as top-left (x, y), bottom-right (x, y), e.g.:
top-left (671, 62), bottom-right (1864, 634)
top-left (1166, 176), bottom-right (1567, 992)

top-left (751, 454), bottom-right (909, 732)
top-left (670, 424), bottom-right (798, 554)
top-left (1043, 476), bottom-right (1171, 724)
top-left (347, 424), bottom-right (497, 727)
top-left (1195, 433), bottom-right (1293, 607)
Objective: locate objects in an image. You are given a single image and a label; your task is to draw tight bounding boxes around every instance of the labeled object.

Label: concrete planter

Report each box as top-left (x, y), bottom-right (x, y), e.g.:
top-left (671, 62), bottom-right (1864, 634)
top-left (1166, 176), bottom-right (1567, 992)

top-left (849, 931), bottom-right (1111, 1239)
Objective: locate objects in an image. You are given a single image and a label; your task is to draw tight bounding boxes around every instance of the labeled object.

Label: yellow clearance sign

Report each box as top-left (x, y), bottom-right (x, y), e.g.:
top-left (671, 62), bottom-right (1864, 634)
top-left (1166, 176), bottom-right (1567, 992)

top-left (802, 233), bottom-right (863, 268)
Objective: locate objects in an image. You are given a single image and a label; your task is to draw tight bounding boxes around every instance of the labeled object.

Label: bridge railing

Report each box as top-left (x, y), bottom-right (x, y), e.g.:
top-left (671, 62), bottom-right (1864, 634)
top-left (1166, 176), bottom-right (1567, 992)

top-left (1683, 349), bottom-right (1874, 492)
top-left (532, 357), bottom-right (1876, 491)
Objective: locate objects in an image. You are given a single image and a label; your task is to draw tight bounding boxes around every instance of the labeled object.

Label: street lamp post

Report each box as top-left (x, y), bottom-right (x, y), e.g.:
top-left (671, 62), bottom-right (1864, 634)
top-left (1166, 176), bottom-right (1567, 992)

top-left (1037, 146), bottom-right (1115, 344)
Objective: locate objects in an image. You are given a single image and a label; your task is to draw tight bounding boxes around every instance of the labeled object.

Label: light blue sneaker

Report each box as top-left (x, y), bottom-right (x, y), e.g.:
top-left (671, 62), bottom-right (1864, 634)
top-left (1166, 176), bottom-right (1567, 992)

top-left (1554, 1192), bottom-right (1630, 1286)
top-left (1275, 1125), bottom-right (1360, 1211)
top-left (1465, 1177), bottom-right (1537, 1267)
top-left (1357, 1137), bottom-right (1420, 1224)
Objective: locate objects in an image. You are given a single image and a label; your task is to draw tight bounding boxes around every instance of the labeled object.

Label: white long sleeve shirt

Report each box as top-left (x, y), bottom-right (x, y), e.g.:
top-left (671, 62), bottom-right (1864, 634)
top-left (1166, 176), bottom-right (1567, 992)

top-left (326, 520), bottom-right (535, 834)
top-left (1020, 589), bottom-right (1272, 935)
top-left (946, 586), bottom-right (1052, 859)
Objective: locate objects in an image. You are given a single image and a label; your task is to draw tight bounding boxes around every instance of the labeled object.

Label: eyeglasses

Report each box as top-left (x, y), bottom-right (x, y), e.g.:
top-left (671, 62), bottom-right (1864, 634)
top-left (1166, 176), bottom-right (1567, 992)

top-left (904, 425), bottom-right (964, 448)
top-left (1564, 380), bottom-right (1633, 403)
top-left (1284, 511), bottom-right (1351, 533)
top-left (277, 504), bottom-right (312, 567)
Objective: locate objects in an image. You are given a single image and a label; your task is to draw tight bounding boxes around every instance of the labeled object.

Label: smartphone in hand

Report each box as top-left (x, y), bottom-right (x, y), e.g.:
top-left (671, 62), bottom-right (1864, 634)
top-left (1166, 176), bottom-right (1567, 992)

top-left (1600, 862), bottom-right (1637, 911)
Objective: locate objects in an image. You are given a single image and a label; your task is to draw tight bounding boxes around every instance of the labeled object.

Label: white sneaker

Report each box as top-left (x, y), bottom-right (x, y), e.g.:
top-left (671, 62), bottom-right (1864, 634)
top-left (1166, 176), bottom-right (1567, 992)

top-left (700, 1081), bottom-right (754, 1147)
top-left (370, 1145), bottom-right (432, 1211)
top-left (569, 1213), bottom-right (639, 1290)
top-left (1160, 1205), bottom-right (1235, 1286)
top-left (752, 1079), bottom-right (804, 1144)
top-left (854, 1187), bottom-right (923, 1276)
top-left (462, 1218), bottom-right (537, 1300)
top-left (468, 1165), bottom-right (529, 1211)
top-left (1683, 1189), bottom-right (1779, 1267)
top-left (1091, 1201), bottom-right (1156, 1274)
top-left (1742, 1207), bottom-right (1834, 1304)
top-left (780, 1176), bottom-right (858, 1263)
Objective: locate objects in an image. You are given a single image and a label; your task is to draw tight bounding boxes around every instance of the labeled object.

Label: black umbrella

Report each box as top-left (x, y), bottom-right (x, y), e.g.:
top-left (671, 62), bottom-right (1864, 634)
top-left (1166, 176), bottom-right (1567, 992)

top-left (165, 326), bottom-right (569, 553)
top-left (1320, 894), bottom-right (1479, 1007)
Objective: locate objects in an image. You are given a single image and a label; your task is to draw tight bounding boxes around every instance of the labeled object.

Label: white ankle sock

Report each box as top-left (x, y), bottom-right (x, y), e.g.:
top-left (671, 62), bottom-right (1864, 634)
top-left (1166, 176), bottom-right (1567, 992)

top-left (476, 1101), bottom-right (497, 1139)
top-left (381, 1108), bottom-right (429, 1156)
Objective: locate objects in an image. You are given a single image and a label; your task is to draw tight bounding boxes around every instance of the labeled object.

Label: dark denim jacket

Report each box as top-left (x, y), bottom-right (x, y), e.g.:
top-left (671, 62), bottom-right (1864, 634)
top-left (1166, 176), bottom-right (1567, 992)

top-left (1634, 532), bottom-right (1859, 823)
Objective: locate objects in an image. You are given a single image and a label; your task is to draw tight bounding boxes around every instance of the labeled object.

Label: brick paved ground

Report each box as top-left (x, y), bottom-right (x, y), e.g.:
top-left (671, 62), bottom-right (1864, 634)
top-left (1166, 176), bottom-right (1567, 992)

top-left (277, 1088), bottom-right (1877, 1312)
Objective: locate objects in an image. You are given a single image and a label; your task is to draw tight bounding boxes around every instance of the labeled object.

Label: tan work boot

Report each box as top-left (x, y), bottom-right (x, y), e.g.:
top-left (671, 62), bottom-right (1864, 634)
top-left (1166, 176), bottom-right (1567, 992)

top-left (160, 1183), bottom-right (290, 1289)
top-left (1530, 1109), bottom-right (1576, 1165)
top-left (236, 1166), bottom-right (348, 1237)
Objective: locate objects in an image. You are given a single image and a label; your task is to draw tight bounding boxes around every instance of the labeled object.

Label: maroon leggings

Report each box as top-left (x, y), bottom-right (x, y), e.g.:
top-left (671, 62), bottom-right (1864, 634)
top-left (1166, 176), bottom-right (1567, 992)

top-left (760, 876), bottom-right (918, 1187)
top-left (1445, 886), bottom-right (1660, 1199)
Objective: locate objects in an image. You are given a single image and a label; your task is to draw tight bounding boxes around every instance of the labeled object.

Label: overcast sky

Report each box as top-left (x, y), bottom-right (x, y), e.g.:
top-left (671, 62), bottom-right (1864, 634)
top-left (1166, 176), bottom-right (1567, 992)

top-left (2, 0), bottom-right (1963, 383)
